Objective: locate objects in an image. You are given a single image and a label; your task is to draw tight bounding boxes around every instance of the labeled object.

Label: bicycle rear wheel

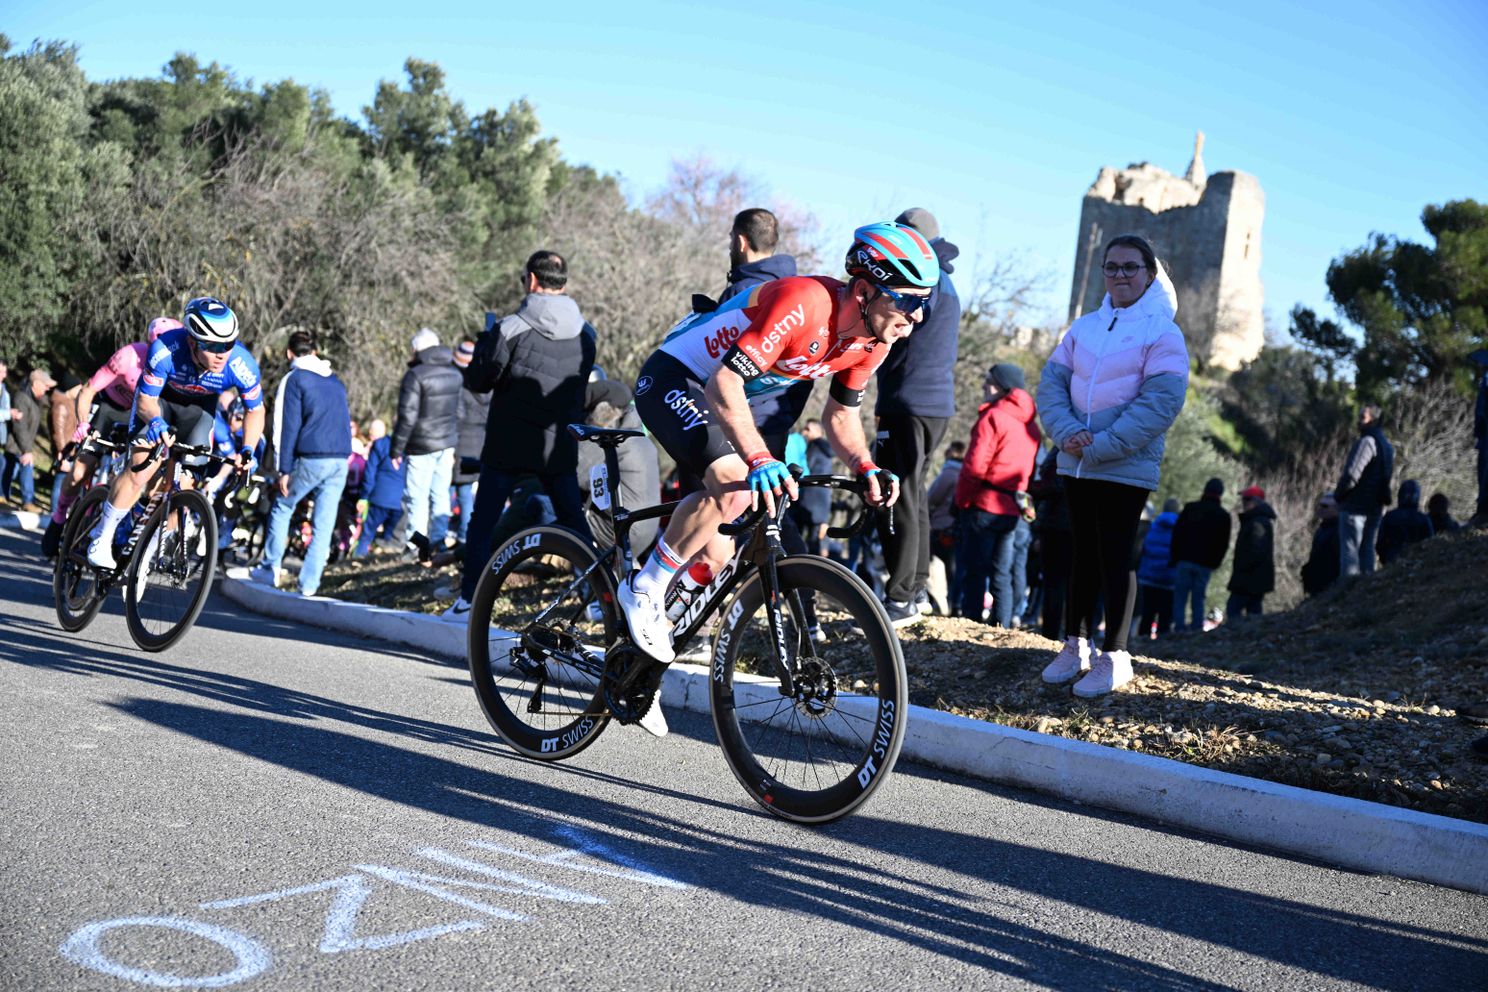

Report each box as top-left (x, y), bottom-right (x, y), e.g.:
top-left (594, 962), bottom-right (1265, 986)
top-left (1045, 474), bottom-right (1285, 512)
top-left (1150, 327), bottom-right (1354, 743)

top-left (710, 555), bottom-right (908, 824)
top-left (53, 487), bottom-right (111, 632)
top-left (468, 526), bottom-right (618, 760)
top-left (124, 489), bottom-right (217, 652)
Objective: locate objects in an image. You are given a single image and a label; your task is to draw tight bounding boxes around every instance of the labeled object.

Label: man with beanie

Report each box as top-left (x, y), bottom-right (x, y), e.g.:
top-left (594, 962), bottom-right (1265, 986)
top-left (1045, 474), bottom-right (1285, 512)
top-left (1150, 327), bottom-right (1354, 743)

top-left (451, 339), bottom-right (487, 549)
top-left (391, 326), bottom-right (463, 560)
top-left (874, 207), bottom-right (961, 627)
top-left (1377, 479), bottom-right (1434, 565)
top-left (953, 363), bottom-right (1040, 627)
top-left (445, 250), bottom-right (597, 619)
top-left (1168, 477), bottom-right (1232, 632)
top-left (250, 331), bottom-right (352, 596)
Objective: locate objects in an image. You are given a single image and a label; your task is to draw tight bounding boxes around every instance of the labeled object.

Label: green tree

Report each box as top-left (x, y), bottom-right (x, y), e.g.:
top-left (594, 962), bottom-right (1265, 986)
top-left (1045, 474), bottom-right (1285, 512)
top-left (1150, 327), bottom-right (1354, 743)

top-left (1325, 199), bottom-right (1488, 400)
top-left (0, 38), bottom-right (110, 366)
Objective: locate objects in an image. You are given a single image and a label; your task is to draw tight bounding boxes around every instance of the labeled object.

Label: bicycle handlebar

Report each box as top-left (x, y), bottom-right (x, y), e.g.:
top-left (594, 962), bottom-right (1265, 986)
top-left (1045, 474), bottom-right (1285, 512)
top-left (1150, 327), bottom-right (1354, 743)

top-left (716, 468), bottom-right (883, 539)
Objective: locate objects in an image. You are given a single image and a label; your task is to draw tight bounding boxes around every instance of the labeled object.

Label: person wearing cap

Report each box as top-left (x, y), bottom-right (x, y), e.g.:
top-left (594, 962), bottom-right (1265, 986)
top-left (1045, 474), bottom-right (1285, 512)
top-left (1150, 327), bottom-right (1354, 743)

top-left (1036, 234), bottom-right (1188, 697)
top-left (953, 363), bottom-right (1040, 627)
top-left (450, 339), bottom-right (488, 549)
top-left (873, 207), bottom-right (962, 627)
top-left (390, 325), bottom-right (463, 560)
top-left (1167, 477), bottom-right (1233, 632)
top-left (4, 368), bottom-right (55, 511)
top-left (1226, 485), bottom-right (1275, 619)
top-left (47, 371), bottom-right (83, 514)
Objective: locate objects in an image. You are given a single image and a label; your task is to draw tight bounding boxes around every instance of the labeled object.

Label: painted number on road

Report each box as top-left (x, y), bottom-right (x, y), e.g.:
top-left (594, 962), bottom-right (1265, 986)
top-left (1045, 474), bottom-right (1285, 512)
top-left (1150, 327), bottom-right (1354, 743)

top-left (59, 827), bottom-right (687, 987)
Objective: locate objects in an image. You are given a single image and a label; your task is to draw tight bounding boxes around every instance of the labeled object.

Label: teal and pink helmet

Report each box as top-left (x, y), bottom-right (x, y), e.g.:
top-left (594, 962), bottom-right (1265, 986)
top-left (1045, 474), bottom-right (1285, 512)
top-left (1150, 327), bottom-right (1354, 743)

top-left (844, 221), bottom-right (939, 289)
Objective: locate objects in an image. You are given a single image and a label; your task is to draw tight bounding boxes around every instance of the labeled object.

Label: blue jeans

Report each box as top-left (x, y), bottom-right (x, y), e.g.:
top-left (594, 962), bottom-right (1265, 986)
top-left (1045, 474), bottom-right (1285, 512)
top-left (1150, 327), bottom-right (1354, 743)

top-left (453, 480), bottom-right (475, 543)
top-left (1010, 516), bottom-right (1032, 621)
top-left (957, 509), bottom-right (1019, 626)
top-left (263, 457), bottom-right (349, 595)
top-left (10, 460), bottom-right (35, 504)
top-left (1340, 510), bottom-right (1380, 578)
top-left (402, 448), bottom-right (453, 545)
top-left (354, 504), bottom-right (402, 557)
top-left (1171, 561), bottom-right (1212, 631)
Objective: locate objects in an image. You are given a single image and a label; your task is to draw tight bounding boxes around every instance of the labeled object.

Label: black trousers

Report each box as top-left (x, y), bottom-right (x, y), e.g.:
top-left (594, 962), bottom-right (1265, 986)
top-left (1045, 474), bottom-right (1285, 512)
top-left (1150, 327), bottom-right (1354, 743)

top-left (874, 413), bottom-right (949, 604)
top-left (1038, 529), bottom-right (1074, 640)
top-left (1064, 476), bottom-right (1148, 653)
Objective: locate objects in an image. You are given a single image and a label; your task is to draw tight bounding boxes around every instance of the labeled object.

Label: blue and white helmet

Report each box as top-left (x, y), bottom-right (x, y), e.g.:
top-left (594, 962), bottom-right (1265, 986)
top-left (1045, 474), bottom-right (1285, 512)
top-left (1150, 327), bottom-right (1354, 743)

top-left (183, 297), bottom-right (240, 345)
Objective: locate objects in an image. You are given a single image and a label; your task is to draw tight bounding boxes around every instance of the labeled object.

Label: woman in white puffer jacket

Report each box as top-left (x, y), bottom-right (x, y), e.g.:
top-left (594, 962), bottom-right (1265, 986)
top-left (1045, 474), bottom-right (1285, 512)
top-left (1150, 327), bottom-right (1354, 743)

top-left (1035, 234), bottom-right (1189, 697)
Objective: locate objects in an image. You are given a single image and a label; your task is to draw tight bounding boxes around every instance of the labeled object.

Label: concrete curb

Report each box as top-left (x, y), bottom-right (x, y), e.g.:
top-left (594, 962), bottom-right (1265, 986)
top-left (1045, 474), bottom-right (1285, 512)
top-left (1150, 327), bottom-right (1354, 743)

top-left (220, 574), bottom-right (1488, 895)
top-left (0, 509), bottom-right (45, 533)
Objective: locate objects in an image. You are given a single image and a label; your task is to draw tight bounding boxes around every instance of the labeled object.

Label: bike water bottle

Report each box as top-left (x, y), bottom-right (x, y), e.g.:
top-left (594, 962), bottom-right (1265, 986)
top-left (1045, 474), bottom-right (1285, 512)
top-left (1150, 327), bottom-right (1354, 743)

top-left (664, 561), bottom-right (714, 622)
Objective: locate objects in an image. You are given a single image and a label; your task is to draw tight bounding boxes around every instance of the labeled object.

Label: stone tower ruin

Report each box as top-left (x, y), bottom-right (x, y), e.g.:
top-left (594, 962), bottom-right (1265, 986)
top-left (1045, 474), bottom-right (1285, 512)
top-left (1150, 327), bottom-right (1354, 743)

top-left (1068, 133), bottom-right (1265, 371)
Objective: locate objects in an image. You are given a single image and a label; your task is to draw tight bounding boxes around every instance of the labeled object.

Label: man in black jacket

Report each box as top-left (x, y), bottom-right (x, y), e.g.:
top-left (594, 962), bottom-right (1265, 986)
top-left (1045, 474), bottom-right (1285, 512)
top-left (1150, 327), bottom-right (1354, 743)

top-left (1168, 477), bottom-right (1231, 632)
top-left (451, 339), bottom-right (488, 549)
top-left (391, 327), bottom-right (463, 557)
top-left (446, 250), bottom-right (597, 618)
top-left (873, 207), bottom-right (961, 627)
top-left (1301, 493), bottom-right (1341, 596)
top-left (1335, 404), bottom-right (1394, 579)
top-left (1226, 486), bottom-right (1275, 619)
top-left (1377, 479), bottom-right (1434, 565)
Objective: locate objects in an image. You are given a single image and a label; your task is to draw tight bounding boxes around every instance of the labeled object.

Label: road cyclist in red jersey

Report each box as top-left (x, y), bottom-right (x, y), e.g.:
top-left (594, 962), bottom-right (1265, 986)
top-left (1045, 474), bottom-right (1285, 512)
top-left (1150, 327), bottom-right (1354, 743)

top-left (619, 222), bottom-right (941, 690)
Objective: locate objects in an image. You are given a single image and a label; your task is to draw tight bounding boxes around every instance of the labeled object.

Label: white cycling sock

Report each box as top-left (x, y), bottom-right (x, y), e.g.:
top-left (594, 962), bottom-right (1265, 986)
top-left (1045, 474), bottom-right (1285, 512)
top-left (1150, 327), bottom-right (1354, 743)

top-left (632, 535), bottom-right (684, 598)
top-left (90, 501), bottom-right (127, 543)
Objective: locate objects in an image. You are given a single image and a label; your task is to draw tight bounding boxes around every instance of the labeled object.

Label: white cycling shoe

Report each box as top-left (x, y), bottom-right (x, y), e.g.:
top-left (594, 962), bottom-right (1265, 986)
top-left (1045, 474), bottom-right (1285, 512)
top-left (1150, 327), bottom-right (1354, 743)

top-left (636, 693), bottom-right (669, 738)
top-left (86, 536), bottom-right (117, 571)
top-left (617, 573), bottom-right (674, 664)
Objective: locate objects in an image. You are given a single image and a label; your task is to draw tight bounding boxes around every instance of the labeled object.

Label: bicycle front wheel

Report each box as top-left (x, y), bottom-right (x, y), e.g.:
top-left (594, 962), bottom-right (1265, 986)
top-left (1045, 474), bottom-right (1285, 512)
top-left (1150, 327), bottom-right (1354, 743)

top-left (124, 489), bottom-right (217, 652)
top-left (710, 555), bottom-right (908, 824)
top-left (468, 526), bottom-right (618, 760)
top-left (53, 487), bottom-right (110, 632)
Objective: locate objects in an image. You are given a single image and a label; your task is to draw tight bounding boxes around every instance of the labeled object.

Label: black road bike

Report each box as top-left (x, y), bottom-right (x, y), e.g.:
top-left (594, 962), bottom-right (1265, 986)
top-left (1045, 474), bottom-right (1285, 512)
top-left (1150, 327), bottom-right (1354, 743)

top-left (54, 439), bottom-right (229, 651)
top-left (466, 425), bottom-right (909, 824)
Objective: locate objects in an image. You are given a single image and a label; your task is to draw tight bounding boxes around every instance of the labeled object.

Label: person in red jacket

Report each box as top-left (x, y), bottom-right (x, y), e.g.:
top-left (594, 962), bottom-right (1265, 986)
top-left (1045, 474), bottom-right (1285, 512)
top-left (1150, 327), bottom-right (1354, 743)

top-left (954, 364), bottom-right (1041, 625)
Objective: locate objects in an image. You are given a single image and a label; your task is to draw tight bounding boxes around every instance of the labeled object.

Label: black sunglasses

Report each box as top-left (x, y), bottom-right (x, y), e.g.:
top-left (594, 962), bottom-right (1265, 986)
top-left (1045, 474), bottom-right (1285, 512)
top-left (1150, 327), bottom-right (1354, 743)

top-left (875, 284), bottom-right (931, 316)
top-left (193, 337), bottom-right (235, 354)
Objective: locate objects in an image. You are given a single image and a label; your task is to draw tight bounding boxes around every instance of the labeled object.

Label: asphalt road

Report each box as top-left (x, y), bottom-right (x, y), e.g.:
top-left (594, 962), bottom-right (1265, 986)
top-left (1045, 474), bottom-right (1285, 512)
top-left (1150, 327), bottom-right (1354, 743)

top-left (1, 526), bottom-right (1484, 992)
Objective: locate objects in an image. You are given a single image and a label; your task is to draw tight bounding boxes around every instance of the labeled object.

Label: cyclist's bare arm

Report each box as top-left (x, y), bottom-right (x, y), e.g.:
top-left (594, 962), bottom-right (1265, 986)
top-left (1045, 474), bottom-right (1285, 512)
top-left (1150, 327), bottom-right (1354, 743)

top-left (703, 368), bottom-right (789, 479)
top-left (823, 395), bottom-right (899, 508)
top-left (74, 382), bottom-right (99, 427)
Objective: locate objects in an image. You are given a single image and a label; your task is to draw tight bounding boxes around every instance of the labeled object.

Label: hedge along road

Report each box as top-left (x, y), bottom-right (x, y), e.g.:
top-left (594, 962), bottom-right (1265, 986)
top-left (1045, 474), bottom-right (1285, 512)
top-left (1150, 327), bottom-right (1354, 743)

top-left (0, 528), bottom-right (1484, 992)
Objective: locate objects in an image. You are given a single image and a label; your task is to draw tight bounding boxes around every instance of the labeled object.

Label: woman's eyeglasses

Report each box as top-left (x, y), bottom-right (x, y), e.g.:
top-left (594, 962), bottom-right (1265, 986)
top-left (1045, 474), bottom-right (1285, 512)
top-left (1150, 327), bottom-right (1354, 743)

top-left (1102, 262), bottom-right (1147, 277)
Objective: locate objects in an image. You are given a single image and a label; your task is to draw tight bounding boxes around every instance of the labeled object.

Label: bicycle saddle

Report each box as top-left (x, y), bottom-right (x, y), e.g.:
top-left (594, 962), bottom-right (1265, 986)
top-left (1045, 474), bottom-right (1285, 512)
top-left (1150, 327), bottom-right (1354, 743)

top-left (568, 424), bottom-right (644, 447)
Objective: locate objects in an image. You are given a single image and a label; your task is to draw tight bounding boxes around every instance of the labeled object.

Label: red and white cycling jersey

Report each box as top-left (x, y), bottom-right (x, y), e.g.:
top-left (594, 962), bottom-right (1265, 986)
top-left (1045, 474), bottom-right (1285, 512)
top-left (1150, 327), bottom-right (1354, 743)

top-left (658, 276), bottom-right (887, 404)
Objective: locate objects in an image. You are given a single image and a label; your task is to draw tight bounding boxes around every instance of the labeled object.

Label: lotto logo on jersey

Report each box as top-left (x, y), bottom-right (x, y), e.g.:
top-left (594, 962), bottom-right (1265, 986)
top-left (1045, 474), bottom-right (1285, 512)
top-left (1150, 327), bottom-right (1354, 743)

top-left (703, 324), bottom-right (743, 359)
top-left (779, 356), bottom-right (833, 380)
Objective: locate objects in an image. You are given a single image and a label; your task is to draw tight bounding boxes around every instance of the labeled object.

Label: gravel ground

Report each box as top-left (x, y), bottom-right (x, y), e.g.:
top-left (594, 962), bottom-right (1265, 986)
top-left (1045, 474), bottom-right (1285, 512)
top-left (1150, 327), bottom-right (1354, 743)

top-left (312, 527), bottom-right (1488, 824)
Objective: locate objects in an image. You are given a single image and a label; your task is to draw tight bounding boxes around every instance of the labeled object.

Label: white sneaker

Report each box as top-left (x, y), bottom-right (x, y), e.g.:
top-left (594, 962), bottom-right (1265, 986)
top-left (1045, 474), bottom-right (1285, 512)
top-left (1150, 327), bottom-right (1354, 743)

top-left (636, 692), bottom-right (669, 738)
top-left (617, 572), bottom-right (674, 664)
top-left (1072, 650), bottom-right (1133, 698)
top-left (86, 536), bottom-right (117, 571)
top-left (443, 596), bottom-right (472, 621)
top-left (1041, 636), bottom-right (1091, 684)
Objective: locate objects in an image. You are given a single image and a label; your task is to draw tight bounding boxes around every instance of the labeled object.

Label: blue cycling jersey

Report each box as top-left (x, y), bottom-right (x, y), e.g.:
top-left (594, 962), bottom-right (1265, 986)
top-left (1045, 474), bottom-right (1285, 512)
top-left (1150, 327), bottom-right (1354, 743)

top-left (139, 330), bottom-right (264, 410)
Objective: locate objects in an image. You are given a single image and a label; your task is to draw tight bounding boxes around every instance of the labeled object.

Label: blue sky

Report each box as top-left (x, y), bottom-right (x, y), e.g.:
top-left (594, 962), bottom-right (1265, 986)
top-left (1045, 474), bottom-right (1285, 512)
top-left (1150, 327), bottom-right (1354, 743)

top-left (7, 0), bottom-right (1487, 334)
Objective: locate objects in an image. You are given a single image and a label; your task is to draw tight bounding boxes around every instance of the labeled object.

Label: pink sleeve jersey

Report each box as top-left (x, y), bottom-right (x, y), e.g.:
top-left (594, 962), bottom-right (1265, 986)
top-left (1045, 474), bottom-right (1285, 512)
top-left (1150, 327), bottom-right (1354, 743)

top-left (88, 342), bottom-right (149, 408)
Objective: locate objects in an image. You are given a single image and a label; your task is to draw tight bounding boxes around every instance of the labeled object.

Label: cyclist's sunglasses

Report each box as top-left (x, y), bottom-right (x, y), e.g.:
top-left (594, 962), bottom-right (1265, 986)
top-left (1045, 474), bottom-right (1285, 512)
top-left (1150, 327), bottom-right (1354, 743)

top-left (875, 283), bottom-right (931, 316)
top-left (192, 337), bottom-right (236, 354)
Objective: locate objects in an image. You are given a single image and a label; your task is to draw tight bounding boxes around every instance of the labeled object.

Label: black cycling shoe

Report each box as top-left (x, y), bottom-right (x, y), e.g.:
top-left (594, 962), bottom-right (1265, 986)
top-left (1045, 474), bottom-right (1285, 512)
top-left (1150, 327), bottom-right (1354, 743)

top-left (40, 518), bottom-right (63, 559)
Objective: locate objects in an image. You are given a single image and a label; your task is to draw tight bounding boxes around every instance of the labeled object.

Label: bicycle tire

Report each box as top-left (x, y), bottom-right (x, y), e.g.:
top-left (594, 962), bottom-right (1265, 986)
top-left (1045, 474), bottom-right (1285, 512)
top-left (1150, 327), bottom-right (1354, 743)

top-left (53, 487), bottom-right (111, 632)
top-left (124, 489), bottom-right (218, 652)
top-left (468, 526), bottom-right (618, 760)
top-left (710, 555), bottom-right (908, 824)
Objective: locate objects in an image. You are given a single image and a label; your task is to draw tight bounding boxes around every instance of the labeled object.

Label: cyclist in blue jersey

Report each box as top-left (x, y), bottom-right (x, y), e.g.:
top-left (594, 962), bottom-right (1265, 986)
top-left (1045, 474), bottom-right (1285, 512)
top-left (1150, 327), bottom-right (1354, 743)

top-left (87, 297), bottom-right (265, 569)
